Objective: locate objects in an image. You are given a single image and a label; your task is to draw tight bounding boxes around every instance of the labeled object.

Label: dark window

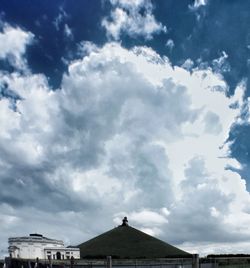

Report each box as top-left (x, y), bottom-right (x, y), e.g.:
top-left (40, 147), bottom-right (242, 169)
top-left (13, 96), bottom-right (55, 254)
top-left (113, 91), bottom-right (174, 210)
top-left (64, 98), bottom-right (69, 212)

top-left (56, 252), bottom-right (61, 260)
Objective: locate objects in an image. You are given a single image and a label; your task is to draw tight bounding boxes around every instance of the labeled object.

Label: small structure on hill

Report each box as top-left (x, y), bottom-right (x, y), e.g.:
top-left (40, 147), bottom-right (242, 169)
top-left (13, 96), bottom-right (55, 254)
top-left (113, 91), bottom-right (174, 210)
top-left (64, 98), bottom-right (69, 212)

top-left (121, 217), bottom-right (128, 226)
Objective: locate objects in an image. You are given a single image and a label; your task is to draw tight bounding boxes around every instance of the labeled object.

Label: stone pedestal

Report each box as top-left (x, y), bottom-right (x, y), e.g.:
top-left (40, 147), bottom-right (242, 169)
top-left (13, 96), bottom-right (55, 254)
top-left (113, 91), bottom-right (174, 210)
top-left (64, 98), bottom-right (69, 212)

top-left (192, 254), bottom-right (199, 268)
top-left (107, 256), bottom-right (112, 268)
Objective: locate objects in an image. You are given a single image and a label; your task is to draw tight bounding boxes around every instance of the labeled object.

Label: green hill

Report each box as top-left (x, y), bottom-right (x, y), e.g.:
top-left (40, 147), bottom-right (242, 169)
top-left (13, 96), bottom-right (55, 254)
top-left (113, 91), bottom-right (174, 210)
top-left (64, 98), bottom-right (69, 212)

top-left (78, 225), bottom-right (191, 259)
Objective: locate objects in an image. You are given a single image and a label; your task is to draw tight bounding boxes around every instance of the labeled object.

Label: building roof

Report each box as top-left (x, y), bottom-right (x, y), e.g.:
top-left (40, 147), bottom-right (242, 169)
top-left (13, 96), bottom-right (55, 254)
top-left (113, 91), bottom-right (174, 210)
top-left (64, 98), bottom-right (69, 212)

top-left (44, 247), bottom-right (79, 251)
top-left (78, 224), bottom-right (191, 259)
top-left (8, 234), bottom-right (64, 245)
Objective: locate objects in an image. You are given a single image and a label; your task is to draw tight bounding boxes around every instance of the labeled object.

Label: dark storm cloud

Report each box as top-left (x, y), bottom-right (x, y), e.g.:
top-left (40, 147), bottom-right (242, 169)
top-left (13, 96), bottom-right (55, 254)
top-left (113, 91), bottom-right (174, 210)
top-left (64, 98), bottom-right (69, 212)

top-left (0, 161), bottom-right (98, 212)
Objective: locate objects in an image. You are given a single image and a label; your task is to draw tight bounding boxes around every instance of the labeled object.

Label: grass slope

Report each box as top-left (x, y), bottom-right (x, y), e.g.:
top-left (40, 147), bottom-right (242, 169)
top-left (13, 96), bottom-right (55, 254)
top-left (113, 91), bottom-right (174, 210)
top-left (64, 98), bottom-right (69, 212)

top-left (78, 226), bottom-right (191, 259)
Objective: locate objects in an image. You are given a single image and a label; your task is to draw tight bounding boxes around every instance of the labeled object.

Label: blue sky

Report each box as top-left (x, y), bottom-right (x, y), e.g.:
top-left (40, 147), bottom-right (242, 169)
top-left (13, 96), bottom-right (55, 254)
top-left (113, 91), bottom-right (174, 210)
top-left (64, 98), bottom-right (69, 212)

top-left (1, 0), bottom-right (250, 257)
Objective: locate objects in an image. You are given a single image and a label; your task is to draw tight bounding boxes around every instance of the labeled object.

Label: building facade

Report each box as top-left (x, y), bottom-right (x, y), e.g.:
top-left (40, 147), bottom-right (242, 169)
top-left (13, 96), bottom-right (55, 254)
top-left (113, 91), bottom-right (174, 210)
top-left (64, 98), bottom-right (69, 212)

top-left (8, 234), bottom-right (80, 260)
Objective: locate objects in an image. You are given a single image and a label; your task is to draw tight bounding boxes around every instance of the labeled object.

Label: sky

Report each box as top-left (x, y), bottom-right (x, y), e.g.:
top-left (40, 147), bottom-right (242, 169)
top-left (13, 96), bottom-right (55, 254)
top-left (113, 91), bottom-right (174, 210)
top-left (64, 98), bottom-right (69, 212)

top-left (1, 0), bottom-right (250, 257)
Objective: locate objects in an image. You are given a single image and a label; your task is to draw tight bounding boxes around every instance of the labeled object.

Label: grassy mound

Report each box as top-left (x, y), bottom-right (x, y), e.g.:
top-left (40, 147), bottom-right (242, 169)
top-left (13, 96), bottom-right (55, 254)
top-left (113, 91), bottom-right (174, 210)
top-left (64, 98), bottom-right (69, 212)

top-left (78, 225), bottom-right (191, 259)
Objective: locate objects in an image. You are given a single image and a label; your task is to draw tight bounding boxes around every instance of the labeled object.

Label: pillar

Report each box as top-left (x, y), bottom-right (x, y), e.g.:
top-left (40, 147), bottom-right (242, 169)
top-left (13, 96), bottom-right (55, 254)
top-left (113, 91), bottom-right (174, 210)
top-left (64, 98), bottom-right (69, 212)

top-left (192, 254), bottom-right (199, 268)
top-left (107, 256), bottom-right (112, 268)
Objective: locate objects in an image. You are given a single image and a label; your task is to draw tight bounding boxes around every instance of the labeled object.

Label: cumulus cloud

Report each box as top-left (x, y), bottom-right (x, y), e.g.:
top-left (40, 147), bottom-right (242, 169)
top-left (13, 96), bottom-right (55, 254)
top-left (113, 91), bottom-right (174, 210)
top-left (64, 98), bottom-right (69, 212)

top-left (102, 0), bottom-right (166, 40)
top-left (181, 59), bottom-right (194, 71)
top-left (1, 37), bottom-right (250, 257)
top-left (113, 209), bottom-right (169, 236)
top-left (0, 24), bottom-right (33, 70)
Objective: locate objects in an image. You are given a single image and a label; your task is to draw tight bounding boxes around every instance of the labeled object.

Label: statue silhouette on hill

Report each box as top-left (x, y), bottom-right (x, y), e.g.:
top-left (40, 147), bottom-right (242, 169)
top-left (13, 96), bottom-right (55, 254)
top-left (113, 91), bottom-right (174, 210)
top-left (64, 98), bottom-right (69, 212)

top-left (121, 217), bottom-right (128, 226)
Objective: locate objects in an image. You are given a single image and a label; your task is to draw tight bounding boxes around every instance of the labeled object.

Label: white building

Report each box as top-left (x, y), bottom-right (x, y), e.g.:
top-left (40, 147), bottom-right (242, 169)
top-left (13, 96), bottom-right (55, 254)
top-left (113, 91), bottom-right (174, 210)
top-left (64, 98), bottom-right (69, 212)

top-left (8, 233), bottom-right (80, 260)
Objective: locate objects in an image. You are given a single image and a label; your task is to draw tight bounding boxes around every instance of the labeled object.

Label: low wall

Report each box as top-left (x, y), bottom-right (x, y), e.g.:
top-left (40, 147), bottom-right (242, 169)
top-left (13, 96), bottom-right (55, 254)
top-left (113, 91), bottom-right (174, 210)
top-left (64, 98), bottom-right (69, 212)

top-left (10, 256), bottom-right (246, 268)
top-left (4, 257), bottom-right (197, 268)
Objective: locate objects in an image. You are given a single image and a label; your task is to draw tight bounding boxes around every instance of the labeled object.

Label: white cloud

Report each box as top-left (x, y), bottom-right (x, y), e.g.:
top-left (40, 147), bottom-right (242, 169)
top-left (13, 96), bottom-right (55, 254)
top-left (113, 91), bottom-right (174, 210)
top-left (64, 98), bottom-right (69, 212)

top-left (53, 6), bottom-right (68, 31)
top-left (64, 24), bottom-right (73, 39)
top-left (212, 51), bottom-right (231, 73)
top-left (113, 209), bottom-right (169, 236)
top-left (1, 42), bottom-right (250, 256)
top-left (58, 44), bottom-right (249, 250)
top-left (189, 0), bottom-right (209, 10)
top-left (165, 39), bottom-right (174, 51)
top-left (0, 24), bottom-right (33, 70)
top-left (102, 0), bottom-right (166, 40)
top-left (180, 240), bottom-right (250, 256)
top-left (127, 210), bottom-right (168, 226)
top-left (181, 59), bottom-right (194, 71)
top-left (195, 0), bottom-right (208, 8)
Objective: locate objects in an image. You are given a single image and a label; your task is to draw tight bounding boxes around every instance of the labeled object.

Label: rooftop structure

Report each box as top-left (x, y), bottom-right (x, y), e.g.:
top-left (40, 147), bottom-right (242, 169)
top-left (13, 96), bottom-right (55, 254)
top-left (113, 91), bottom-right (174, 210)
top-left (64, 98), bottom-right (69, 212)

top-left (8, 233), bottom-right (63, 246)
